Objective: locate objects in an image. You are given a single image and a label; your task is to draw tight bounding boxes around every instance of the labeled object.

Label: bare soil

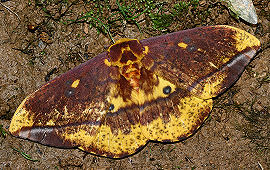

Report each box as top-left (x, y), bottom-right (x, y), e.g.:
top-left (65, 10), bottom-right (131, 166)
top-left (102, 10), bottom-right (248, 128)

top-left (0, 0), bottom-right (269, 169)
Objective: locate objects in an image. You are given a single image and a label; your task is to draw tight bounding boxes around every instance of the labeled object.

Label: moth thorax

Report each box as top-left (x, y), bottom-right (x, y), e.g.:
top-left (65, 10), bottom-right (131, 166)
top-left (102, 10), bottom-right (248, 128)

top-left (121, 63), bottom-right (141, 88)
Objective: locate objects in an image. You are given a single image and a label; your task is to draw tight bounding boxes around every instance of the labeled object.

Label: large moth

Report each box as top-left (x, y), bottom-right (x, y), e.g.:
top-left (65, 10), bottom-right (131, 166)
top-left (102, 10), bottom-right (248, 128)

top-left (9, 25), bottom-right (260, 158)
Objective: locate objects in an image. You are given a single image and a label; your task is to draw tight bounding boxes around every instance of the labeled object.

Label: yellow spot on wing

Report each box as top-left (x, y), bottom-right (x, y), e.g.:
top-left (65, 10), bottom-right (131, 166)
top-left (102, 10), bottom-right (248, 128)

top-left (71, 79), bottom-right (80, 88)
top-left (64, 106), bottom-right (69, 117)
top-left (143, 46), bottom-right (149, 55)
top-left (178, 42), bottom-right (188, 49)
top-left (222, 57), bottom-right (230, 63)
top-left (46, 119), bottom-right (55, 126)
top-left (104, 59), bottom-right (111, 66)
top-left (209, 62), bottom-right (218, 69)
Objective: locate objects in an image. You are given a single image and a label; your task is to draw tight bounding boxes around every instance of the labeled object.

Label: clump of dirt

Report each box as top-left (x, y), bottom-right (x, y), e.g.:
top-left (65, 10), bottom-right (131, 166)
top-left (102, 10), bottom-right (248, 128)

top-left (0, 0), bottom-right (269, 169)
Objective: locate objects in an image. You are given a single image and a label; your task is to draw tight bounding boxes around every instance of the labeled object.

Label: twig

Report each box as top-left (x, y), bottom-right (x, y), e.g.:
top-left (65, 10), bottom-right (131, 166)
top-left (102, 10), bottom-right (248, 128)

top-left (12, 147), bottom-right (39, 162)
top-left (258, 162), bottom-right (264, 170)
top-left (0, 2), bottom-right (21, 23)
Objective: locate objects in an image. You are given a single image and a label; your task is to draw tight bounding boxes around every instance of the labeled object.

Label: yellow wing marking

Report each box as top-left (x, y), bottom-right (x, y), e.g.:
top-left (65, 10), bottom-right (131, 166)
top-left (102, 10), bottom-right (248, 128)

top-left (63, 123), bottom-right (147, 158)
top-left (178, 42), bottom-right (188, 49)
top-left (9, 96), bottom-right (34, 133)
top-left (107, 75), bottom-right (177, 112)
top-left (71, 79), bottom-right (80, 88)
top-left (217, 25), bottom-right (260, 52)
top-left (92, 124), bottom-right (147, 157)
top-left (209, 62), bottom-right (218, 69)
top-left (141, 96), bottom-right (212, 141)
top-left (132, 75), bottom-right (177, 105)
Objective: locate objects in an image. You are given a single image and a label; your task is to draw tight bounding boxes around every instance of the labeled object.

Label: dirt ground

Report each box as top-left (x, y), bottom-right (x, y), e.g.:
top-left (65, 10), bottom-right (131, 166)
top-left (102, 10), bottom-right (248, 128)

top-left (0, 0), bottom-right (269, 169)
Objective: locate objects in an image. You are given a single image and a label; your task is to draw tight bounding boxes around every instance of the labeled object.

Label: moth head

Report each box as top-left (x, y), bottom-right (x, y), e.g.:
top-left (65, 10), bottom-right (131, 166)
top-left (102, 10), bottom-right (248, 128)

top-left (107, 39), bottom-right (148, 83)
top-left (107, 39), bottom-right (144, 66)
